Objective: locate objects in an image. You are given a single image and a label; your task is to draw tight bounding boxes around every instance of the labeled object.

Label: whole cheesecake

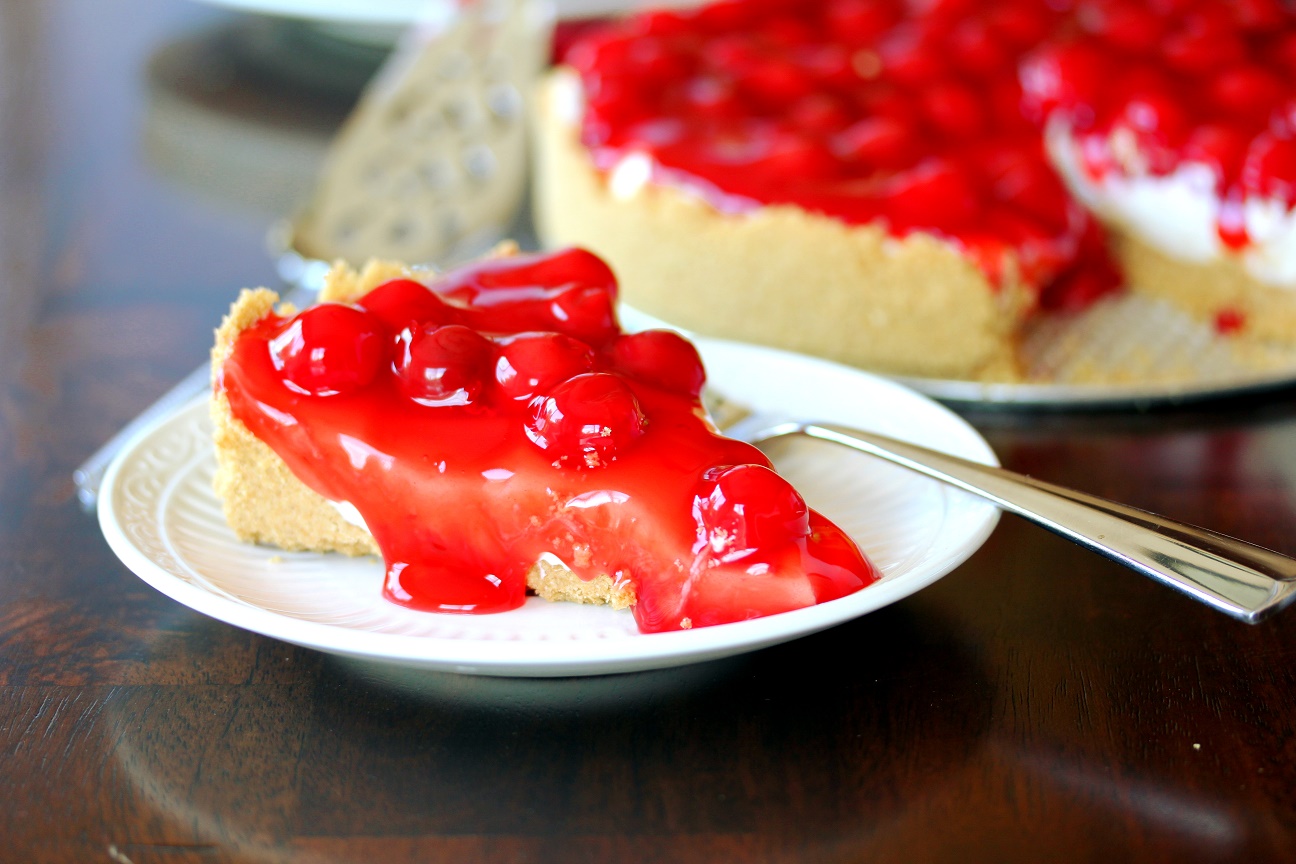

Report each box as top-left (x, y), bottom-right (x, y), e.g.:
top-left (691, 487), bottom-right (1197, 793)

top-left (1020, 0), bottom-right (1296, 341)
top-left (534, 0), bottom-right (1296, 380)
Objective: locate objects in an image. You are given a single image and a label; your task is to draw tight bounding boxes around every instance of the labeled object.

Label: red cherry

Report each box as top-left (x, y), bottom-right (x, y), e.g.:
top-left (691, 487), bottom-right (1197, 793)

top-left (1272, 99), bottom-right (1296, 139)
top-left (1269, 32), bottom-right (1296, 74)
top-left (790, 93), bottom-right (852, 135)
top-left (882, 158), bottom-right (979, 230)
top-left (947, 18), bottom-right (1010, 76)
top-left (826, 0), bottom-right (900, 46)
top-left (1038, 258), bottom-right (1123, 312)
top-left (834, 116), bottom-right (916, 170)
top-left (1242, 133), bottom-right (1296, 205)
top-left (573, 34), bottom-right (661, 79)
top-left (494, 332), bottom-right (595, 401)
top-left (269, 303), bottom-right (385, 397)
top-left (983, 1), bottom-right (1054, 48)
top-left (394, 323), bottom-right (493, 407)
top-left (1232, 0), bottom-right (1287, 32)
top-left (877, 26), bottom-right (945, 85)
top-left (986, 78), bottom-right (1029, 129)
top-left (439, 248), bottom-right (621, 345)
top-left (695, 0), bottom-right (759, 34)
top-left (920, 81), bottom-right (986, 139)
top-left (1019, 42), bottom-right (1106, 123)
top-left (1183, 124), bottom-right (1251, 185)
top-left (759, 15), bottom-right (816, 49)
top-left (694, 464), bottom-right (810, 558)
top-left (625, 36), bottom-right (694, 83)
top-left (684, 76), bottom-right (744, 118)
top-left (469, 247), bottom-right (618, 299)
top-left (1088, 4), bottom-right (1164, 53)
top-left (798, 44), bottom-right (857, 88)
top-left (549, 283), bottom-right (621, 346)
top-left (1162, 14), bottom-right (1245, 75)
top-left (358, 278), bottom-right (453, 333)
top-left (581, 76), bottom-right (646, 141)
top-left (702, 33), bottom-right (765, 74)
top-left (635, 9), bottom-right (692, 38)
top-left (1115, 82), bottom-right (1189, 146)
top-left (753, 132), bottom-right (840, 180)
top-left (985, 145), bottom-right (1070, 231)
top-left (526, 373), bottom-right (647, 467)
top-left (855, 83), bottom-right (920, 126)
top-left (608, 330), bottom-right (706, 397)
top-left (1208, 66), bottom-right (1286, 123)
top-left (736, 58), bottom-right (815, 106)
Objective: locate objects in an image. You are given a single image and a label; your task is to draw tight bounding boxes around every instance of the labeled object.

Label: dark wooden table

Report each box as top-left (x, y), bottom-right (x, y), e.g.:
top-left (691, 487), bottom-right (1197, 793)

top-left (7, 1), bottom-right (1296, 861)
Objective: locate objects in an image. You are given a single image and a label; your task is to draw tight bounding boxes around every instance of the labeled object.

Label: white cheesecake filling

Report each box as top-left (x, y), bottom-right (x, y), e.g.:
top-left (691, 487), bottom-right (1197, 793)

top-left (1047, 121), bottom-right (1296, 288)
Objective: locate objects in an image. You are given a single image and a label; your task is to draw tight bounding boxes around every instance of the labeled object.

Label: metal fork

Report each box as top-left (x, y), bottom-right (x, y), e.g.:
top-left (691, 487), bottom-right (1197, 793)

top-left (723, 412), bottom-right (1296, 624)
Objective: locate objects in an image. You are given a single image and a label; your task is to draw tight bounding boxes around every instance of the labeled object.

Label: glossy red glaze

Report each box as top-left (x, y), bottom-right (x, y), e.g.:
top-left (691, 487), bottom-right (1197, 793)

top-left (219, 249), bottom-right (878, 633)
top-left (1020, 0), bottom-right (1296, 248)
top-left (566, 0), bottom-right (1118, 306)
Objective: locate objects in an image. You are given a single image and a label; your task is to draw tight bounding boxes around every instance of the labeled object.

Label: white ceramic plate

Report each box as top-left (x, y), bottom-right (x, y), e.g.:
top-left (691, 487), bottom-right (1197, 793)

top-left (98, 337), bottom-right (999, 677)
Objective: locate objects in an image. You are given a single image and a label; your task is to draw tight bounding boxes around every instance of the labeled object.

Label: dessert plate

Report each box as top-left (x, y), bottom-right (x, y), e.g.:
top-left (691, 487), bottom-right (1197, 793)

top-left (98, 338), bottom-right (999, 677)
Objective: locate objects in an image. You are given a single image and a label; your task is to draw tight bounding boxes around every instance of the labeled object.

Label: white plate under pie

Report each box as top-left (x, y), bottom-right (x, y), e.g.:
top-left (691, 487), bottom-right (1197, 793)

top-left (98, 337), bottom-right (999, 677)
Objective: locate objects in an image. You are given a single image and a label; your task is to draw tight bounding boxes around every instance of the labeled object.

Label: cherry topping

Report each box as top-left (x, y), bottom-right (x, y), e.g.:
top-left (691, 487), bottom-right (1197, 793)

top-left (565, 0), bottom-right (1296, 310)
top-left (919, 80), bottom-right (986, 139)
top-left (1085, 4), bottom-right (1164, 53)
top-left (1162, 11), bottom-right (1245, 75)
top-left (394, 323), bottom-right (493, 407)
top-left (834, 116), bottom-right (915, 169)
top-left (548, 283), bottom-right (621, 346)
top-left (695, 464), bottom-right (811, 559)
top-left (1183, 125), bottom-right (1251, 185)
top-left (358, 278), bottom-right (453, 333)
top-left (1243, 133), bottom-right (1296, 206)
top-left (882, 158), bottom-right (979, 230)
top-left (608, 330), bottom-right (706, 397)
top-left (526, 373), bottom-right (647, 467)
top-left (826, 0), bottom-right (899, 46)
top-left (1208, 65), bottom-right (1286, 123)
top-left (495, 332), bottom-right (596, 401)
top-left (268, 303), bottom-right (385, 397)
top-left (222, 248), bottom-right (878, 633)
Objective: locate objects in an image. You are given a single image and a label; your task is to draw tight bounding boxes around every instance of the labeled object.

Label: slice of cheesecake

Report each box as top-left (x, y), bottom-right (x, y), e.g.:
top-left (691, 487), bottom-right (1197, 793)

top-left (211, 247), bottom-right (877, 633)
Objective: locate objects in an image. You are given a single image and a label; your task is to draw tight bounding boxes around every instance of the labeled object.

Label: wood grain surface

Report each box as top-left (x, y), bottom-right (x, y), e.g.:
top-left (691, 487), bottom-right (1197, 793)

top-left (5, 2), bottom-right (1296, 861)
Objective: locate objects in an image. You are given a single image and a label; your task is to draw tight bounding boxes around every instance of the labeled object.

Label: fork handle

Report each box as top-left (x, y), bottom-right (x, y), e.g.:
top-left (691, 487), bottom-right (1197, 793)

top-left (803, 422), bottom-right (1296, 623)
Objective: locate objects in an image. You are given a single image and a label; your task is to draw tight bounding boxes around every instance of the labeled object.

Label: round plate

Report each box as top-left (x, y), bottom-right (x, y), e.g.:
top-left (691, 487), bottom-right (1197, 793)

top-left (98, 338), bottom-right (999, 677)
